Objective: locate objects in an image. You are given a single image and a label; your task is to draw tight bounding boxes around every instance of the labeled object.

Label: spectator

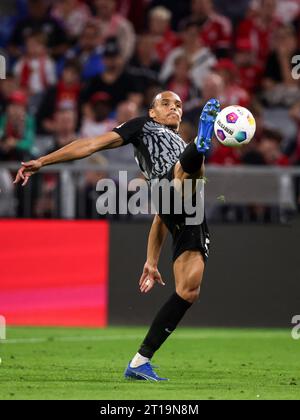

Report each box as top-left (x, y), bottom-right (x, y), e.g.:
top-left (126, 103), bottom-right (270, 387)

top-left (200, 73), bottom-right (225, 104)
top-left (9, 0), bottom-right (67, 59)
top-left (214, 58), bottom-right (250, 107)
top-left (147, 0), bottom-right (190, 30)
top-left (208, 137), bottom-right (241, 165)
top-left (180, 0), bottom-right (233, 58)
top-left (81, 37), bottom-right (143, 109)
top-left (49, 108), bottom-right (78, 151)
top-left (0, 90), bottom-right (35, 161)
top-left (0, 72), bottom-right (18, 114)
top-left (77, 153), bottom-right (109, 219)
top-left (288, 101), bottom-right (300, 164)
top-left (80, 91), bottom-right (115, 138)
top-left (63, 20), bottom-right (105, 81)
top-left (261, 25), bottom-right (300, 107)
top-left (276, 0), bottom-right (300, 24)
top-left (234, 38), bottom-right (263, 94)
top-left (236, 0), bottom-right (282, 67)
top-left (34, 107), bottom-right (78, 218)
top-left (147, 6), bottom-right (180, 63)
top-left (164, 54), bottom-right (200, 110)
top-left (213, 0), bottom-right (251, 24)
top-left (51, 0), bottom-right (92, 42)
top-left (37, 60), bottom-right (81, 134)
top-left (179, 72), bottom-right (224, 128)
top-left (242, 128), bottom-right (289, 166)
top-left (118, 0), bottom-right (149, 33)
top-left (160, 20), bottom-right (216, 90)
top-left (127, 34), bottom-right (161, 92)
top-left (94, 0), bottom-right (136, 62)
top-left (13, 32), bottom-right (56, 113)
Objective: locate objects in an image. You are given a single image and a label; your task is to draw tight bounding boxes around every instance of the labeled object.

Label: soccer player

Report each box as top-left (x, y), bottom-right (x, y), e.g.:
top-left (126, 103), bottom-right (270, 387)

top-left (14, 91), bottom-right (220, 381)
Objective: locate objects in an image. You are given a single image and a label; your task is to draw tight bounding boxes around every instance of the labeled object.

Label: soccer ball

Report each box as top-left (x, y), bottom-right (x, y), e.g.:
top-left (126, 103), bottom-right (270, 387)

top-left (214, 105), bottom-right (256, 147)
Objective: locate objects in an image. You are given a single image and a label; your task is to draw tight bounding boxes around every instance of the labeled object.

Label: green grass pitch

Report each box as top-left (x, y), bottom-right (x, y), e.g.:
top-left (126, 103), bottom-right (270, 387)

top-left (0, 327), bottom-right (299, 400)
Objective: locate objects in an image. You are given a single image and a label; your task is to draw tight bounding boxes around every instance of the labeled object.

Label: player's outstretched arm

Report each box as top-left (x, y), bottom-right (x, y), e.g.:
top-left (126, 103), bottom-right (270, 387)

top-left (14, 131), bottom-right (123, 186)
top-left (139, 214), bottom-right (168, 294)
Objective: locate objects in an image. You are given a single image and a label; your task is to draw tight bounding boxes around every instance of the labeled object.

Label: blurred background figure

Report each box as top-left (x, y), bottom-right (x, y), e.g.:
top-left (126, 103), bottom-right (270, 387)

top-left (234, 38), bottom-right (263, 95)
top-left (13, 32), bottom-right (57, 114)
top-left (93, 0), bottom-right (136, 62)
top-left (242, 128), bottom-right (289, 166)
top-left (0, 90), bottom-right (35, 161)
top-left (236, 0), bottom-right (282, 67)
top-left (127, 34), bottom-right (161, 93)
top-left (147, 6), bottom-right (180, 63)
top-left (37, 60), bottom-right (81, 134)
top-left (9, 0), bottom-right (67, 59)
top-left (180, 0), bottom-right (233, 58)
top-left (62, 20), bottom-right (105, 81)
top-left (33, 107), bottom-right (78, 218)
top-left (49, 107), bottom-right (78, 151)
top-left (81, 37), bottom-right (143, 109)
top-left (80, 91), bottom-right (115, 138)
top-left (163, 54), bottom-right (200, 111)
top-left (51, 0), bottom-right (91, 43)
top-left (213, 58), bottom-right (250, 108)
top-left (0, 72), bottom-right (18, 114)
top-left (160, 20), bottom-right (216, 90)
top-left (261, 25), bottom-right (300, 108)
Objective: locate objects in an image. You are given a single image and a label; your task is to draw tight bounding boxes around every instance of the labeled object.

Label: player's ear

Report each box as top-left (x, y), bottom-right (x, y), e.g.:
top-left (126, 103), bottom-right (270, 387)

top-left (149, 108), bottom-right (156, 118)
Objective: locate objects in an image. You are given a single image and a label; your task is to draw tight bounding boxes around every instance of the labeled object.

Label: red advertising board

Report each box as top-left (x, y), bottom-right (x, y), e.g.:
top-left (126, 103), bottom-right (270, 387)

top-left (0, 220), bottom-right (109, 327)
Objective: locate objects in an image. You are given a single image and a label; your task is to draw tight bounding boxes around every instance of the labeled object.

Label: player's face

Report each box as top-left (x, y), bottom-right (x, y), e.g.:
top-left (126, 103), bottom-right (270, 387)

top-left (149, 92), bottom-right (183, 130)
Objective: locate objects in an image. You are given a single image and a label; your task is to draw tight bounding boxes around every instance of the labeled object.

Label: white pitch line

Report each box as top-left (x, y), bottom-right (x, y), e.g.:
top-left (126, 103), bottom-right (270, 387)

top-left (0, 332), bottom-right (289, 345)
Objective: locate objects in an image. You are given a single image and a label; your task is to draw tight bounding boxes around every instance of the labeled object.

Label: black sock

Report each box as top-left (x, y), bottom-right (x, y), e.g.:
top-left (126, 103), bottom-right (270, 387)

top-left (179, 142), bottom-right (204, 174)
top-left (138, 293), bottom-right (192, 359)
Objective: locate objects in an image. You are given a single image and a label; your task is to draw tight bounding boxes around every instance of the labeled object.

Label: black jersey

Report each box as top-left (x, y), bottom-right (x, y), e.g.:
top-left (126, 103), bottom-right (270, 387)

top-left (113, 117), bottom-right (186, 181)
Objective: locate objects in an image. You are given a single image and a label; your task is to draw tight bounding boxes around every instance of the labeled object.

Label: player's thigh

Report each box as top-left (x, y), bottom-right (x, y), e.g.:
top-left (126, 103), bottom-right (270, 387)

top-left (173, 250), bottom-right (205, 294)
top-left (172, 161), bottom-right (204, 199)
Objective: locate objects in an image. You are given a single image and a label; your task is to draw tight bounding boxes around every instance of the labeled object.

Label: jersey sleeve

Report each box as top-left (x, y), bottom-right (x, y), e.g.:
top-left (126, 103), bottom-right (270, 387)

top-left (113, 117), bottom-right (148, 146)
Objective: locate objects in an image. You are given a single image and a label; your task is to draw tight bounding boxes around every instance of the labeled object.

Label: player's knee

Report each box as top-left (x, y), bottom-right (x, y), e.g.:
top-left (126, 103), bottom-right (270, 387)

top-left (179, 142), bottom-right (204, 175)
top-left (176, 286), bottom-right (201, 304)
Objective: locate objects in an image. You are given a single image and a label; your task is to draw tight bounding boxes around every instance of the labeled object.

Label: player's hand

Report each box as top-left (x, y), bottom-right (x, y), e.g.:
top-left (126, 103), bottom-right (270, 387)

top-left (139, 261), bottom-right (165, 294)
top-left (13, 160), bottom-right (42, 186)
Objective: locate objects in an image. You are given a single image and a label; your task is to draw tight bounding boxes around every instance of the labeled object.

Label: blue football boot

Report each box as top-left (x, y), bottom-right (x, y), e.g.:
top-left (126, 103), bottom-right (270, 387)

top-left (196, 98), bottom-right (221, 153)
top-left (124, 362), bottom-right (168, 381)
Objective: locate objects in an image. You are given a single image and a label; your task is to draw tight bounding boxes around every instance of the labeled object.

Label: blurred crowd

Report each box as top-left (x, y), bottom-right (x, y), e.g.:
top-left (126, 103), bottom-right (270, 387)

top-left (1, 0), bottom-right (300, 220)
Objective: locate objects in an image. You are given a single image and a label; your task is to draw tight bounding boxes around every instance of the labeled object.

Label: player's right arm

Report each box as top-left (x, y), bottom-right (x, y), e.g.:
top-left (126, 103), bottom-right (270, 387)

top-left (14, 131), bottom-right (123, 186)
top-left (139, 214), bottom-right (168, 294)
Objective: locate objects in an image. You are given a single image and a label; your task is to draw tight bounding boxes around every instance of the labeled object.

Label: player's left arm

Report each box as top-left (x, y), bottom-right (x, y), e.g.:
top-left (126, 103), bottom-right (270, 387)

top-left (139, 214), bottom-right (168, 293)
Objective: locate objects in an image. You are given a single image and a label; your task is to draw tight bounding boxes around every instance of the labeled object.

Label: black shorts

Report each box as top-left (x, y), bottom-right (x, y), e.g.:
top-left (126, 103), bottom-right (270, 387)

top-left (156, 165), bottom-right (210, 263)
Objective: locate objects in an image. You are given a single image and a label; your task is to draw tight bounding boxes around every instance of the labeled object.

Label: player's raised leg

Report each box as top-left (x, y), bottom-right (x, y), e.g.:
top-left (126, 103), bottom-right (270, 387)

top-left (174, 98), bottom-right (221, 185)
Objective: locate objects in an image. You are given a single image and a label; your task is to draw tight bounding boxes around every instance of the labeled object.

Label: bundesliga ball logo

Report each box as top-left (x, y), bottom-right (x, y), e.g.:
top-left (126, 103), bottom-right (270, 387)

top-left (214, 105), bottom-right (256, 147)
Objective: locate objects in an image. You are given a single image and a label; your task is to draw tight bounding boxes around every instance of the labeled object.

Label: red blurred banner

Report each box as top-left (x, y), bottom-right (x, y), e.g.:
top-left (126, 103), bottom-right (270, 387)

top-left (0, 220), bottom-right (109, 327)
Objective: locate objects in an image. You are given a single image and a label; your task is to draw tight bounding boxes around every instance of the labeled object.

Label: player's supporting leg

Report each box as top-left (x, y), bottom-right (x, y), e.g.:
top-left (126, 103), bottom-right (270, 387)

top-left (124, 250), bottom-right (204, 381)
top-left (138, 251), bottom-right (204, 354)
top-left (173, 250), bottom-right (205, 304)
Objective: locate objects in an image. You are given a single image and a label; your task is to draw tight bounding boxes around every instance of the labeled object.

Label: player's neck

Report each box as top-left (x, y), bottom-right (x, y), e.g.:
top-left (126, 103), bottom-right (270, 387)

top-left (151, 117), bottom-right (179, 133)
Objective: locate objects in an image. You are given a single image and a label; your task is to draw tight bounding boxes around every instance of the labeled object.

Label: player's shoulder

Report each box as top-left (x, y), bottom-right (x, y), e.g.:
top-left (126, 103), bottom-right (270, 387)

top-left (115, 116), bottom-right (150, 131)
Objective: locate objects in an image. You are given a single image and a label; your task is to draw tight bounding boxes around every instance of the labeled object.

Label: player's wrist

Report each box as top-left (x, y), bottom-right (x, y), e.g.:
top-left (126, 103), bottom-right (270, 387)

top-left (146, 258), bottom-right (158, 269)
top-left (37, 157), bottom-right (46, 167)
